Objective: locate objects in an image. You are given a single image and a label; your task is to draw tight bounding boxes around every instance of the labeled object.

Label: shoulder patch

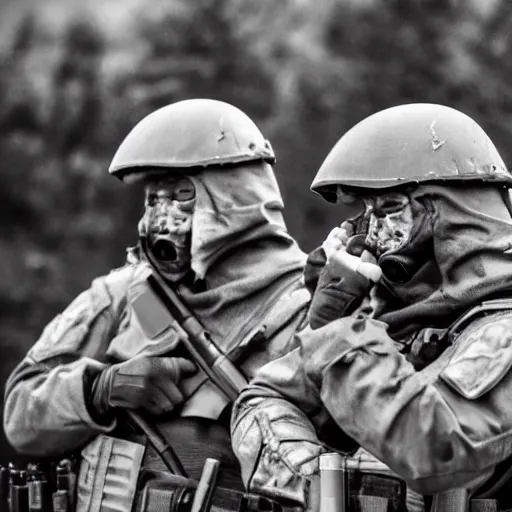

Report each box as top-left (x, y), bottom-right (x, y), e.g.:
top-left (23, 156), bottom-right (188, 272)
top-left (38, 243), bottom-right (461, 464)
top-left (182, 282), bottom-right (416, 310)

top-left (440, 313), bottom-right (512, 399)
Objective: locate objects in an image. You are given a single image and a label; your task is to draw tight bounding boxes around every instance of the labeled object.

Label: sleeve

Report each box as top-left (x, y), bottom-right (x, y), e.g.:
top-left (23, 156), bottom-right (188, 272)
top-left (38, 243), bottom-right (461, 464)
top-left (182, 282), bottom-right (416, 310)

top-left (299, 313), bottom-right (512, 495)
top-left (3, 271), bottom-right (128, 457)
top-left (232, 347), bottom-right (325, 508)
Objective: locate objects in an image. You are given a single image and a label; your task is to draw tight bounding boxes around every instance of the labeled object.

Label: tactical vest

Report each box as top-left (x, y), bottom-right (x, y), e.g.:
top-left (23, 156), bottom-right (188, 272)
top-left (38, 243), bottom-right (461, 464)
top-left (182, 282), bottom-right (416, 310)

top-left (421, 299), bottom-right (512, 512)
top-left (321, 298), bottom-right (512, 512)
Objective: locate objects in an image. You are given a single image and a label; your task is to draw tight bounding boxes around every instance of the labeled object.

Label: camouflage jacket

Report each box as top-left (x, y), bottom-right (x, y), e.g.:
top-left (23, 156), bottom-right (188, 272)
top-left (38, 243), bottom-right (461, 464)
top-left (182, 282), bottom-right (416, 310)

top-left (231, 303), bottom-right (512, 506)
top-left (3, 260), bottom-right (309, 458)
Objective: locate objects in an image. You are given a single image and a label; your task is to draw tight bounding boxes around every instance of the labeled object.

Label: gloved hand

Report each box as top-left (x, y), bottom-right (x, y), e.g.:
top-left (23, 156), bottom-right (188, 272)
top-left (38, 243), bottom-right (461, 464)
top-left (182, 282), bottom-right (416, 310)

top-left (307, 225), bottom-right (382, 330)
top-left (88, 355), bottom-right (197, 418)
top-left (305, 224), bottom-right (361, 294)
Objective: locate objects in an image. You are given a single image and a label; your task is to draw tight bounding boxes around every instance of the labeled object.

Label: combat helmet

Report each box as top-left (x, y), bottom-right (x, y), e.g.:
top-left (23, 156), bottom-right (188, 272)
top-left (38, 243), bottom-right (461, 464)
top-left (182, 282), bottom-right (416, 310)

top-left (311, 103), bottom-right (512, 202)
top-left (109, 98), bottom-right (275, 182)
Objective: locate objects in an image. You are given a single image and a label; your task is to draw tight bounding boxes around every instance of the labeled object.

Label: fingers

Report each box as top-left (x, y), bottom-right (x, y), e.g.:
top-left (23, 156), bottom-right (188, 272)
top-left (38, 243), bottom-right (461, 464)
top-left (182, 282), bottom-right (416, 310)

top-left (139, 357), bottom-right (195, 415)
top-left (143, 381), bottom-right (185, 415)
top-left (330, 249), bottom-right (382, 283)
top-left (357, 261), bottom-right (383, 283)
top-left (107, 356), bottom-right (197, 415)
top-left (322, 229), bottom-right (342, 260)
top-left (175, 357), bottom-right (197, 375)
top-left (332, 226), bottom-right (351, 246)
top-left (339, 220), bottom-right (355, 238)
top-left (322, 227), bottom-right (350, 260)
top-left (158, 357), bottom-right (197, 382)
top-left (360, 249), bottom-right (377, 265)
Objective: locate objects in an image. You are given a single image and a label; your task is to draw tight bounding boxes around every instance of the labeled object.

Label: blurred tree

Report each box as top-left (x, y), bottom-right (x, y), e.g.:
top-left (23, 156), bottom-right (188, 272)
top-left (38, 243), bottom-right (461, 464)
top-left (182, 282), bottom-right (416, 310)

top-left (45, 19), bottom-right (104, 156)
top-left (134, 0), bottom-right (275, 121)
top-left (0, 14), bottom-right (140, 465)
top-left (462, 0), bottom-right (512, 165)
top-left (0, 13), bottom-right (41, 135)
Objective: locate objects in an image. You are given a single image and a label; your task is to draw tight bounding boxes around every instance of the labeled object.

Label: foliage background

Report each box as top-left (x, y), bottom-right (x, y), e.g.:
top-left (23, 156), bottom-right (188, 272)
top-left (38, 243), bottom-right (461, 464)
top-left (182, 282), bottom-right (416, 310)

top-left (1, 0), bottom-right (511, 463)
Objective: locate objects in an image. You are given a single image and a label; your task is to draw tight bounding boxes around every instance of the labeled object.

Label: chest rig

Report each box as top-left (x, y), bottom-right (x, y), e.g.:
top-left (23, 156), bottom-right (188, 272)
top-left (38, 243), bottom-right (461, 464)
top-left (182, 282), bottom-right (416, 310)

top-left (417, 298), bottom-right (512, 512)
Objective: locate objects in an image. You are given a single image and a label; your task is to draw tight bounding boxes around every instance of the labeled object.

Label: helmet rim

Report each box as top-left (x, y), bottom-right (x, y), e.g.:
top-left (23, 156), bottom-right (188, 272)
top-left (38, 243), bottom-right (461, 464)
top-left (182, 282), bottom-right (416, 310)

top-left (311, 103), bottom-right (511, 202)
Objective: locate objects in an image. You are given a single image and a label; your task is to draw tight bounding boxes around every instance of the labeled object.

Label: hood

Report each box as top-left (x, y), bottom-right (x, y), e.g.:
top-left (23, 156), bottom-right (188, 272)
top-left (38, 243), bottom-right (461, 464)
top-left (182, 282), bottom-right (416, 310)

top-left (374, 184), bottom-right (512, 337)
top-left (188, 161), bottom-right (295, 279)
top-left (142, 161), bottom-right (307, 350)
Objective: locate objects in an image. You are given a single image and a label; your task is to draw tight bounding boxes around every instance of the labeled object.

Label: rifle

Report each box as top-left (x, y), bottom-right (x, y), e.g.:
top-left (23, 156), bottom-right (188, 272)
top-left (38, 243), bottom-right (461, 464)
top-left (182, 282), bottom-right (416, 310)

top-left (127, 268), bottom-right (248, 477)
top-left (135, 270), bottom-right (248, 402)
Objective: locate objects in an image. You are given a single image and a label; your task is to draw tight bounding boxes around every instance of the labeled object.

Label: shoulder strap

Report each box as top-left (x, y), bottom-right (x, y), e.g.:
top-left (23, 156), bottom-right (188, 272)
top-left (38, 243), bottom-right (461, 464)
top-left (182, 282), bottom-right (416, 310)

top-left (409, 298), bottom-right (512, 369)
top-left (447, 297), bottom-right (512, 342)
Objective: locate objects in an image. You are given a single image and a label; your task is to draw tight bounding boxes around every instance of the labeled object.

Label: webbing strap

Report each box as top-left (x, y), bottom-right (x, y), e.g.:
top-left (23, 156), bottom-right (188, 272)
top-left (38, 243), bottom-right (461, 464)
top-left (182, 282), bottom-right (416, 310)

top-left (358, 495), bottom-right (389, 512)
top-left (194, 485), bottom-right (300, 512)
top-left (140, 488), bottom-right (174, 512)
top-left (431, 489), bottom-right (468, 512)
top-left (470, 499), bottom-right (498, 512)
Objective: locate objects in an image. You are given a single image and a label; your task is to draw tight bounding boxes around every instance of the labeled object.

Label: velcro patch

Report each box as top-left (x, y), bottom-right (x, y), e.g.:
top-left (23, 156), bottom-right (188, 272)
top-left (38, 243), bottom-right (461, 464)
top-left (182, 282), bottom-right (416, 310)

top-left (440, 314), bottom-right (512, 399)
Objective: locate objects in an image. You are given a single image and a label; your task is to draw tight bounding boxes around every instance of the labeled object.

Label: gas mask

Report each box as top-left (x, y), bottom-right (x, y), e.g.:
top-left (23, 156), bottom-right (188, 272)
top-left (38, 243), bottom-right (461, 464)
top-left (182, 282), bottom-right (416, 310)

top-left (338, 187), bottom-right (433, 284)
top-left (363, 192), bottom-right (414, 256)
top-left (138, 176), bottom-right (196, 282)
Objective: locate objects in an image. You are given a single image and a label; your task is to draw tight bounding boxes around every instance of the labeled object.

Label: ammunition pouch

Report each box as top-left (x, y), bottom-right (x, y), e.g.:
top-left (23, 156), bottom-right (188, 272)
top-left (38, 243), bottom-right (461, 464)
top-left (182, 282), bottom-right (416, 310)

top-left (76, 434), bottom-right (301, 512)
top-left (320, 451), bottom-right (421, 512)
top-left (431, 489), bottom-right (503, 512)
top-left (76, 435), bottom-right (145, 512)
top-left (133, 469), bottom-right (302, 512)
top-left (336, 470), bottom-right (409, 512)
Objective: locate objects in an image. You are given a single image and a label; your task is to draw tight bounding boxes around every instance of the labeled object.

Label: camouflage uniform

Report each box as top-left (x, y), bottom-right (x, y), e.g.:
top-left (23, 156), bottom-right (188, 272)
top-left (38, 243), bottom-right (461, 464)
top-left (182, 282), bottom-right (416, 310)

top-left (231, 104), bottom-right (512, 512)
top-left (3, 99), bottom-right (309, 511)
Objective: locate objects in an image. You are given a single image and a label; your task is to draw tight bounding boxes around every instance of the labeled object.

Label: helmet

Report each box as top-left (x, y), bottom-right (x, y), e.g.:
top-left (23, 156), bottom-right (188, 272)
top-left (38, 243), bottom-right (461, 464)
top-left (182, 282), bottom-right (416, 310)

top-left (109, 99), bottom-right (275, 181)
top-left (311, 103), bottom-right (512, 202)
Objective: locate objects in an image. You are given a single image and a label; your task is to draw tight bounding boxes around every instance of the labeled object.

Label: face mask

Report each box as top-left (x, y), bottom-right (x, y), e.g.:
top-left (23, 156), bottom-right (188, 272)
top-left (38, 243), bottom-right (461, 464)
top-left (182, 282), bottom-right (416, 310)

top-left (338, 187), bottom-right (433, 284)
top-left (363, 192), bottom-right (414, 258)
top-left (138, 177), bottom-right (196, 282)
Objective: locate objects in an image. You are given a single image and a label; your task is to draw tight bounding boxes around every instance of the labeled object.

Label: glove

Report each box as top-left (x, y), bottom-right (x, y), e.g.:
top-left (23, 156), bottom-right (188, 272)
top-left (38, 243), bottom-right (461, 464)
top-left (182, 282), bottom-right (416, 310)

top-left (308, 249), bottom-right (382, 330)
top-left (306, 223), bottom-right (382, 330)
top-left (304, 225), bottom-right (353, 295)
top-left (305, 224), bottom-right (368, 294)
top-left (88, 355), bottom-right (197, 418)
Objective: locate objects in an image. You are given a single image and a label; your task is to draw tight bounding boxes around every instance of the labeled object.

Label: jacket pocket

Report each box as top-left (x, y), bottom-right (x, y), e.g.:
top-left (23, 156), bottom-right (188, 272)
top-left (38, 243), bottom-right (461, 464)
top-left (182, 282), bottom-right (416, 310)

top-left (440, 314), bottom-right (512, 399)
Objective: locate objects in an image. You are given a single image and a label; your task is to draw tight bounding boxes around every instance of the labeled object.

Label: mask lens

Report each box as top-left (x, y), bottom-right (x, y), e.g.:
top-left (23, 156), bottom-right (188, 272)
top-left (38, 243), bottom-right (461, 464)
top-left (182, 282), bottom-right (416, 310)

top-left (173, 179), bottom-right (196, 201)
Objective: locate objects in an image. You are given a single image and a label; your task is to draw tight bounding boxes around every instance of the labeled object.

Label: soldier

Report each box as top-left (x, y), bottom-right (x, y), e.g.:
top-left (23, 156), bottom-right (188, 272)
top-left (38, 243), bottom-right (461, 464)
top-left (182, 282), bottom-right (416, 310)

top-left (3, 99), bottom-right (310, 511)
top-left (231, 103), bottom-right (512, 512)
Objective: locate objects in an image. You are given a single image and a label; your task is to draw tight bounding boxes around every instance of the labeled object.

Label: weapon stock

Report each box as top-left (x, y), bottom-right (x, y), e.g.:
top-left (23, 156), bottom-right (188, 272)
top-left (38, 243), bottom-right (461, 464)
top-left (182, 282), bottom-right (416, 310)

top-left (146, 273), bottom-right (248, 401)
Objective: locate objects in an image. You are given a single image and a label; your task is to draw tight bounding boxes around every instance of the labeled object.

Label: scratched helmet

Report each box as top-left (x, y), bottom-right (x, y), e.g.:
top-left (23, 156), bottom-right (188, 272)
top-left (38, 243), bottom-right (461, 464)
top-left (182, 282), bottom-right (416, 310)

top-left (109, 98), bottom-right (275, 182)
top-left (311, 103), bottom-right (512, 202)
